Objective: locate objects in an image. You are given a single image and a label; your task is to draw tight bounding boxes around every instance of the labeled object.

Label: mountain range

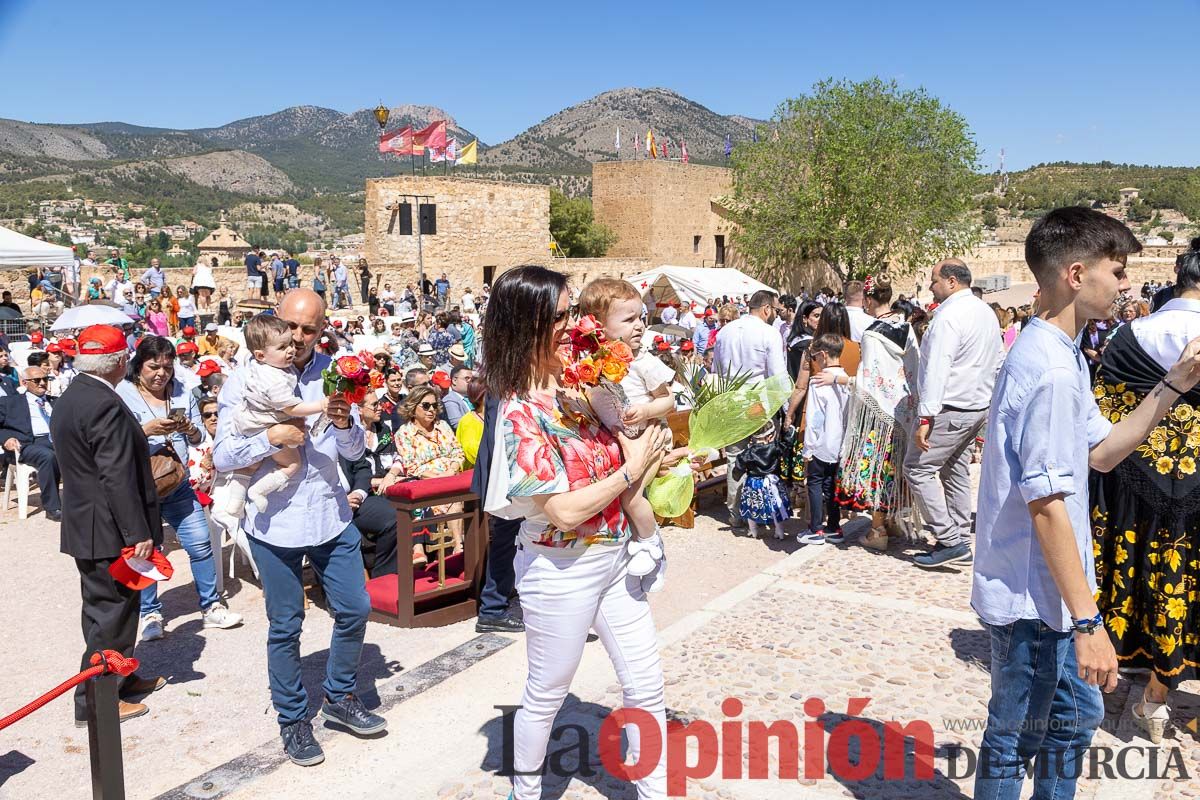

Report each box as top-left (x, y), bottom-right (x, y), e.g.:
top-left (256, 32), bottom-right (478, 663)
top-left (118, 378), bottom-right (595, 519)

top-left (0, 88), bottom-right (759, 197)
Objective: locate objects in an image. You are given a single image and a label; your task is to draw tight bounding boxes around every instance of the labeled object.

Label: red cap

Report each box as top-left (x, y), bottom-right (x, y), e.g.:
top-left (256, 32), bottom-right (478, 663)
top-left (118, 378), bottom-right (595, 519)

top-left (196, 359), bottom-right (222, 378)
top-left (108, 547), bottom-right (174, 590)
top-left (177, 342), bottom-right (199, 355)
top-left (182, 326), bottom-right (196, 336)
top-left (704, 309), bottom-right (716, 318)
top-left (30, 331), bottom-right (44, 344)
top-left (332, 320), bottom-right (343, 328)
top-left (431, 370), bottom-right (451, 390)
top-left (46, 342), bottom-right (63, 354)
top-left (77, 325), bottom-right (127, 355)
top-left (654, 340), bottom-right (671, 352)
top-left (679, 339), bottom-right (695, 352)
top-left (58, 338), bottom-right (78, 357)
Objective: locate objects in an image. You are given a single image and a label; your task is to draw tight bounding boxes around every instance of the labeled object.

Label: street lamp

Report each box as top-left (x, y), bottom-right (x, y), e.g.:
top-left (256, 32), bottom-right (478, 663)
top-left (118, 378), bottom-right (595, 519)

top-left (373, 103), bottom-right (390, 130)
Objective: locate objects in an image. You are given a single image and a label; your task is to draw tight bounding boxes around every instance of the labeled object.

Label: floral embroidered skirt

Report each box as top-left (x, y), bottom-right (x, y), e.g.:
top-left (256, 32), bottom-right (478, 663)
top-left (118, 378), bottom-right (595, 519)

top-left (1091, 465), bottom-right (1200, 688)
top-left (835, 428), bottom-right (898, 513)
top-left (739, 474), bottom-right (791, 525)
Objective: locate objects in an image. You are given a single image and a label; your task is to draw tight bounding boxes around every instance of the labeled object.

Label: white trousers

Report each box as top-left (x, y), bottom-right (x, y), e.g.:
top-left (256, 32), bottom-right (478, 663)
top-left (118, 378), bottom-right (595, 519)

top-left (512, 542), bottom-right (667, 799)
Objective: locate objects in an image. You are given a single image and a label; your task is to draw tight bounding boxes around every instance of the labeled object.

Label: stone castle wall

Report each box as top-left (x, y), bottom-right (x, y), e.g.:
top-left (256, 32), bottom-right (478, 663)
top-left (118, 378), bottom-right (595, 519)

top-left (961, 244), bottom-right (1186, 286)
top-left (363, 176), bottom-right (550, 292)
top-left (593, 161), bottom-right (741, 269)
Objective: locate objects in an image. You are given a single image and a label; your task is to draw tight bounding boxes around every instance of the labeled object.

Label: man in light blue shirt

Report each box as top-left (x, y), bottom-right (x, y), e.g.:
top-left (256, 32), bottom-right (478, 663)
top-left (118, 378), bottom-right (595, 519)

top-left (140, 258), bottom-right (166, 298)
top-left (691, 310), bottom-right (717, 355)
top-left (213, 288), bottom-right (385, 766)
top-left (972, 207), bottom-right (1200, 799)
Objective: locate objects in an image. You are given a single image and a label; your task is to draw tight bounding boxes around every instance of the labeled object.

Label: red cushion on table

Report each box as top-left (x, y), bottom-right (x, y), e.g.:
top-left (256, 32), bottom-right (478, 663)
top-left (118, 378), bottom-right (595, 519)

top-left (383, 470), bottom-right (474, 502)
top-left (365, 551), bottom-right (468, 615)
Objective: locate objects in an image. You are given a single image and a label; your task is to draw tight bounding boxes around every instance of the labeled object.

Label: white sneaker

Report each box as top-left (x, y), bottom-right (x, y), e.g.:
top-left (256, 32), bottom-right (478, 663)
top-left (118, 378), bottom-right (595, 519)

top-left (202, 603), bottom-right (244, 630)
top-left (798, 531), bottom-right (826, 546)
top-left (141, 613), bottom-right (164, 642)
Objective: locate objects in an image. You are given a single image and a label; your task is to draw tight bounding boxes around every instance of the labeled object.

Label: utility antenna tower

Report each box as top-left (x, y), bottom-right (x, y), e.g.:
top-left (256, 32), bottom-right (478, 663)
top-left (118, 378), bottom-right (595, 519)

top-left (997, 148), bottom-right (1009, 194)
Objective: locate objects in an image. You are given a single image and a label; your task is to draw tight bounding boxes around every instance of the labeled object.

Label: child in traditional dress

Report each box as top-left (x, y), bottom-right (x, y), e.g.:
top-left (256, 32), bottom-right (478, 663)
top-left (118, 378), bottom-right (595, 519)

top-left (211, 315), bottom-right (327, 531)
top-left (734, 425), bottom-right (790, 539)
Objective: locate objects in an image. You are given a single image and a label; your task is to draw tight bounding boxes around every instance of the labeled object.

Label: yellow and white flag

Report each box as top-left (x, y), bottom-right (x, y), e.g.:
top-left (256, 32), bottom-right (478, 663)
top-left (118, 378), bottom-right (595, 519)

top-left (457, 139), bottom-right (478, 165)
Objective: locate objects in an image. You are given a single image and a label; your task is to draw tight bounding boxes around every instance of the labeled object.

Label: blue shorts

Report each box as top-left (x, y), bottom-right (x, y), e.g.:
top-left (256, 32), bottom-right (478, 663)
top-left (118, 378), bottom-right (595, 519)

top-left (273, 278), bottom-right (285, 292)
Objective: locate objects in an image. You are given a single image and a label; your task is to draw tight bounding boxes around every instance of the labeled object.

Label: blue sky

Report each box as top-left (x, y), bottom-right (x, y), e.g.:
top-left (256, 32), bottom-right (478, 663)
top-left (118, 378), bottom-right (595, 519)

top-left (1, 0), bottom-right (1196, 170)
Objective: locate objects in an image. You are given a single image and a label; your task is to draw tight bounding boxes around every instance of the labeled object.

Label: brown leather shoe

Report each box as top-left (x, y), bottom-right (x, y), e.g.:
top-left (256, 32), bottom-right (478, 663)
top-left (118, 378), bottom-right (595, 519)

top-left (74, 700), bottom-right (149, 728)
top-left (120, 674), bottom-right (166, 698)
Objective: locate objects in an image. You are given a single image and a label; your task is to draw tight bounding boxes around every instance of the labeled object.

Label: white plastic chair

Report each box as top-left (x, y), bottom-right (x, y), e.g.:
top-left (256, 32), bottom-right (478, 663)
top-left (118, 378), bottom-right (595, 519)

top-left (2, 455), bottom-right (40, 520)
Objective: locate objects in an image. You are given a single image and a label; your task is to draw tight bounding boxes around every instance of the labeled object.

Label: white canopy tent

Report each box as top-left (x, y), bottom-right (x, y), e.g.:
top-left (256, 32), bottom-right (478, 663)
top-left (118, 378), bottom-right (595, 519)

top-left (0, 224), bottom-right (74, 270)
top-left (624, 266), bottom-right (775, 315)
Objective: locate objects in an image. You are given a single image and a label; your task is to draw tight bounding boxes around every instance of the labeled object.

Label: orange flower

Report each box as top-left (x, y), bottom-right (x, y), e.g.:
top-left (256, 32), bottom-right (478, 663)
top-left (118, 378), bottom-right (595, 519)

top-left (601, 358), bottom-right (628, 383)
top-left (607, 341), bottom-right (633, 363)
top-left (576, 358), bottom-right (600, 385)
top-left (561, 362), bottom-right (581, 389)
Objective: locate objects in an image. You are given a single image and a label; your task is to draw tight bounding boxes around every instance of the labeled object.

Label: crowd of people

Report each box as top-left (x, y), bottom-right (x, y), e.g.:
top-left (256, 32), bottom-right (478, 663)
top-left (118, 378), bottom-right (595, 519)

top-left (19, 219), bottom-right (1200, 799)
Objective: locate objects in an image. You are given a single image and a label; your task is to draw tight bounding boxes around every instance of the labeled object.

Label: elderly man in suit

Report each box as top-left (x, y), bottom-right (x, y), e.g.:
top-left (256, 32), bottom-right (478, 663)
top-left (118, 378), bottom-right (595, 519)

top-left (0, 366), bottom-right (62, 520)
top-left (53, 325), bottom-right (163, 726)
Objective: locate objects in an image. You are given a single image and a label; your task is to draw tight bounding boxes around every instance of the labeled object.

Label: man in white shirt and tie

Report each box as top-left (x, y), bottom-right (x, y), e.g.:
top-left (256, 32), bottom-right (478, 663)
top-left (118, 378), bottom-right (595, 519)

top-left (908, 259), bottom-right (1004, 568)
top-left (0, 366), bottom-right (62, 520)
top-left (713, 289), bottom-right (788, 531)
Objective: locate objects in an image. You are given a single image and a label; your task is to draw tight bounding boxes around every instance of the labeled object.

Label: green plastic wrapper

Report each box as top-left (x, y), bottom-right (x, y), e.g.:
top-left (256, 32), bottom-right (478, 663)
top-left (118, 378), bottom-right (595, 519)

top-left (647, 374), bottom-right (794, 517)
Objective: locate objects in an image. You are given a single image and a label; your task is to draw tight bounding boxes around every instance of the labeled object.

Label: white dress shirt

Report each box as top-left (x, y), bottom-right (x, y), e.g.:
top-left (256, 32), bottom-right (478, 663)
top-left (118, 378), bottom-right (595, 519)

top-left (712, 314), bottom-right (786, 381)
top-left (916, 289), bottom-right (1005, 417)
top-left (1129, 297), bottom-right (1200, 372)
top-left (678, 309), bottom-right (698, 332)
top-left (25, 392), bottom-right (51, 437)
top-left (846, 305), bottom-right (873, 343)
top-left (802, 367), bottom-right (849, 462)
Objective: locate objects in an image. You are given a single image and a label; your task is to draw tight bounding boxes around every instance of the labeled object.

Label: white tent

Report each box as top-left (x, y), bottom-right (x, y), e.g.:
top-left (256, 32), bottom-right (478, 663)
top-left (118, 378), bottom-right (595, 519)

top-left (624, 266), bottom-right (775, 314)
top-left (0, 224), bottom-right (74, 270)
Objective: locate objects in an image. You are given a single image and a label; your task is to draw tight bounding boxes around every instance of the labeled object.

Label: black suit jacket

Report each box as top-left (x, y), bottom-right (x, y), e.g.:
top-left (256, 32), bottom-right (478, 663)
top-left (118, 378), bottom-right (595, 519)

top-left (0, 392), bottom-right (51, 447)
top-left (52, 373), bottom-right (161, 560)
top-left (1151, 284), bottom-right (1175, 314)
top-left (470, 396), bottom-right (500, 502)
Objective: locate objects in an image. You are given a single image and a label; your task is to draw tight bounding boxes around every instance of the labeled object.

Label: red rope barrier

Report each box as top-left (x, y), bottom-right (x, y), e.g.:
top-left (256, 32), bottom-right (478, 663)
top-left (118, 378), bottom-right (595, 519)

top-left (0, 650), bottom-right (139, 732)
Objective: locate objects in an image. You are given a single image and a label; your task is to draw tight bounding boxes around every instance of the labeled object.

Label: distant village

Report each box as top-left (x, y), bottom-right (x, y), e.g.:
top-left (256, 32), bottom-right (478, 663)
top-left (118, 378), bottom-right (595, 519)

top-left (2, 197), bottom-right (365, 266)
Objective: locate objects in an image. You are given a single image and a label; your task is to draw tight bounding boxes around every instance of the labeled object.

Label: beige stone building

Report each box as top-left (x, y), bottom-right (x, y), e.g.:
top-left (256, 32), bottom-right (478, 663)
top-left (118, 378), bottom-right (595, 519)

top-left (364, 176), bottom-right (552, 292)
top-left (592, 160), bottom-right (740, 269)
top-left (197, 223), bottom-right (252, 264)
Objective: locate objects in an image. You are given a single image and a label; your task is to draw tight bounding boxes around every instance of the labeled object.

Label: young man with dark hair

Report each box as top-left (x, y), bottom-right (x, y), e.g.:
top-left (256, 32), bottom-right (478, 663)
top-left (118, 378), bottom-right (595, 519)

top-left (972, 207), bottom-right (1200, 799)
top-left (799, 333), bottom-right (848, 546)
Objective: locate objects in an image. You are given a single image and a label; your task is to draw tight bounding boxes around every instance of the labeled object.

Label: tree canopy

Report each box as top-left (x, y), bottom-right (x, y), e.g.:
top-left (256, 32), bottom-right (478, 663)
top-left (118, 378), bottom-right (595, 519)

top-left (549, 190), bottom-right (616, 257)
top-left (730, 78), bottom-right (980, 286)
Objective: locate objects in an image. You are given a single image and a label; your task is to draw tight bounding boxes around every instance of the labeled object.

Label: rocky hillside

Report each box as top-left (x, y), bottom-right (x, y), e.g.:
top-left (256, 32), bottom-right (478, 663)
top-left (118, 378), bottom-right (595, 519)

top-left (481, 87), bottom-right (760, 172)
top-left (160, 151), bottom-right (295, 196)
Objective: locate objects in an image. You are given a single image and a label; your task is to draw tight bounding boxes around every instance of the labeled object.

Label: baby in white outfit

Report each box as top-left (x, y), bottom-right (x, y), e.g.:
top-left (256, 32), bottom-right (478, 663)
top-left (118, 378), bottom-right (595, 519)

top-left (213, 315), bottom-right (327, 530)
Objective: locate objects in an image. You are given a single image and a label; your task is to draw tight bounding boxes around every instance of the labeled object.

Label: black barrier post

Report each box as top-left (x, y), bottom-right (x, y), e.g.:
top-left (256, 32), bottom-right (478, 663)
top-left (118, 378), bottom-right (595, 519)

top-left (85, 673), bottom-right (125, 800)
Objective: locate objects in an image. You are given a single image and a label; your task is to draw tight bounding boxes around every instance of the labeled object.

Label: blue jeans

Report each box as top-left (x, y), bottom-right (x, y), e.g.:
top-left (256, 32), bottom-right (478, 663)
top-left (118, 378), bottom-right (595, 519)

top-left (478, 515), bottom-right (520, 618)
top-left (247, 524), bottom-right (371, 727)
top-left (805, 457), bottom-right (840, 533)
top-left (975, 619), bottom-right (1105, 800)
top-left (140, 484), bottom-right (220, 616)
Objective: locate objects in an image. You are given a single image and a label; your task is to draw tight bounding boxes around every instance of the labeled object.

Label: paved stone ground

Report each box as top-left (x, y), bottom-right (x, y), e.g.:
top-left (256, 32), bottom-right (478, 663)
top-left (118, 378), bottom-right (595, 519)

top-left (4, 487), bottom-right (1200, 799)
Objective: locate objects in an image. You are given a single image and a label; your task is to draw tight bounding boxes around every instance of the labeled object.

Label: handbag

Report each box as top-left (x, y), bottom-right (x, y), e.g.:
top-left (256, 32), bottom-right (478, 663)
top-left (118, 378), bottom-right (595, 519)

top-left (149, 445), bottom-right (186, 498)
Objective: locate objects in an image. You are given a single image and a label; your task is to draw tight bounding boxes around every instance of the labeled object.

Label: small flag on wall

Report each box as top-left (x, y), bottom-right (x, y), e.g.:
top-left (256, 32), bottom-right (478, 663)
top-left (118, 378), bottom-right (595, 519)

top-left (615, 126), bottom-right (621, 152)
top-left (647, 129), bottom-right (656, 159)
top-left (413, 120), bottom-right (447, 150)
top-left (681, 140), bottom-right (689, 164)
top-left (724, 134), bottom-right (732, 158)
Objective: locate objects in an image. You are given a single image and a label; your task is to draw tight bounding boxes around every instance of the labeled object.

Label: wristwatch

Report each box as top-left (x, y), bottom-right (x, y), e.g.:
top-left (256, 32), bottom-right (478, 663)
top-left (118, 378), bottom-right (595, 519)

top-left (1071, 613), bottom-right (1104, 635)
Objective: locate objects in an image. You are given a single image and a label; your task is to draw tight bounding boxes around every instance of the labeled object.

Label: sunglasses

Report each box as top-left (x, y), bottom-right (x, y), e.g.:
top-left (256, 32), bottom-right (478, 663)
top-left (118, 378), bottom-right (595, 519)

top-left (201, 411), bottom-right (219, 419)
top-left (25, 377), bottom-right (48, 384)
top-left (418, 401), bottom-right (439, 411)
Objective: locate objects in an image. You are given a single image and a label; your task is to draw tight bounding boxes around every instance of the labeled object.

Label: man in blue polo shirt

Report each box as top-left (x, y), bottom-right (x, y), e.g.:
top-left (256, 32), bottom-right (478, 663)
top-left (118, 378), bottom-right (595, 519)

top-left (972, 206), bottom-right (1200, 799)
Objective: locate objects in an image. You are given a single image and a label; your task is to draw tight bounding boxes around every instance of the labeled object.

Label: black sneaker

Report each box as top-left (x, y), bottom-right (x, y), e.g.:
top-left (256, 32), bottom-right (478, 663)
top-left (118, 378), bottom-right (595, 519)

top-left (281, 720), bottom-right (325, 766)
top-left (914, 542), bottom-right (972, 569)
top-left (476, 615), bottom-right (526, 633)
top-left (320, 693), bottom-right (387, 735)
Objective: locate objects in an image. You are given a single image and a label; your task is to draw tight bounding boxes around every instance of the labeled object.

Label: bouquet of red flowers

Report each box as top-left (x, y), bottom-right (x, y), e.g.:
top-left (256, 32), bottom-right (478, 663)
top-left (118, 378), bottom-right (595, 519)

top-left (561, 315), bottom-right (634, 389)
top-left (322, 351), bottom-right (384, 405)
top-left (560, 315), bottom-right (639, 435)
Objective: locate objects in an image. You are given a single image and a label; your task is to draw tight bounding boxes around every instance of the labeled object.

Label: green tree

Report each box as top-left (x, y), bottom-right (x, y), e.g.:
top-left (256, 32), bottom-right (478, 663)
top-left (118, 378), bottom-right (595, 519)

top-left (1127, 198), bottom-right (1152, 222)
top-left (730, 78), bottom-right (981, 285)
top-left (549, 190), bottom-right (617, 258)
top-left (156, 231), bottom-right (170, 250)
